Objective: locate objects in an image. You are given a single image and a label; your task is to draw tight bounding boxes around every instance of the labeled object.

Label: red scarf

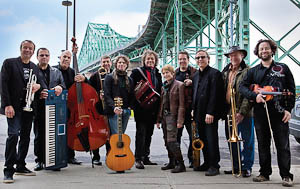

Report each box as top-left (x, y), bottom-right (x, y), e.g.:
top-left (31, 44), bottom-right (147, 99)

top-left (146, 70), bottom-right (154, 88)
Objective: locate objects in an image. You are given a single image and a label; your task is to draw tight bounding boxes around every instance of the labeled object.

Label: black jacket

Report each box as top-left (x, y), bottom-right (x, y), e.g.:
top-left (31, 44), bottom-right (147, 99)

top-left (53, 65), bottom-right (75, 89)
top-left (192, 65), bottom-right (225, 122)
top-left (38, 65), bottom-right (66, 89)
top-left (103, 72), bottom-right (134, 116)
top-left (130, 66), bottom-right (162, 123)
top-left (1, 57), bottom-right (45, 112)
top-left (240, 61), bottom-right (295, 113)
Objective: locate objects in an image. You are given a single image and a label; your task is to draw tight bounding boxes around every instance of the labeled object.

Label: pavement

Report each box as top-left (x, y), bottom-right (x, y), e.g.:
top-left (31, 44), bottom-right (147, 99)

top-left (0, 115), bottom-right (299, 188)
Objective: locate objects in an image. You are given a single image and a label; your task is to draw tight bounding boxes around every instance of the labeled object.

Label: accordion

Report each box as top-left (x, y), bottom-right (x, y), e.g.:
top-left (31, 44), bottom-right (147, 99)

top-left (45, 90), bottom-right (68, 170)
top-left (134, 80), bottom-right (160, 109)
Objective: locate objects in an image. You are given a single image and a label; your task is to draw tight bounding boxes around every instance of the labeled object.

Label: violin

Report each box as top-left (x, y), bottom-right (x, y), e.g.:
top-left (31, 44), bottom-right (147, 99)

top-left (251, 84), bottom-right (293, 101)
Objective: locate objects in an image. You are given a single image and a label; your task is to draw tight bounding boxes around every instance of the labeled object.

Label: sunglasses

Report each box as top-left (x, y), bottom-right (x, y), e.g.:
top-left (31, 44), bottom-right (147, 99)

top-left (39, 54), bottom-right (49, 57)
top-left (195, 56), bottom-right (207, 60)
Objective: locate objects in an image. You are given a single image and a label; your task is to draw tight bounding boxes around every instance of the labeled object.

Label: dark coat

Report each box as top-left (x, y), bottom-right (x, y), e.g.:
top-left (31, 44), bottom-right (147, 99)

top-left (192, 65), bottom-right (225, 122)
top-left (38, 65), bottom-right (66, 89)
top-left (240, 61), bottom-right (295, 113)
top-left (88, 71), bottom-right (106, 114)
top-left (1, 57), bottom-right (45, 113)
top-left (53, 65), bottom-right (75, 89)
top-left (130, 66), bottom-right (162, 124)
top-left (157, 79), bottom-right (185, 125)
top-left (103, 72), bottom-right (134, 116)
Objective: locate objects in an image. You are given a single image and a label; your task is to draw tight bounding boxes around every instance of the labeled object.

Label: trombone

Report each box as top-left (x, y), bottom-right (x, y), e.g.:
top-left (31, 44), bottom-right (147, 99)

top-left (98, 66), bottom-right (107, 109)
top-left (227, 83), bottom-right (242, 177)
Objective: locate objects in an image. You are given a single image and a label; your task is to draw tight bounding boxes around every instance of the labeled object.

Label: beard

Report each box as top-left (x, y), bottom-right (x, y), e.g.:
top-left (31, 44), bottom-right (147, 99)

top-left (259, 53), bottom-right (272, 61)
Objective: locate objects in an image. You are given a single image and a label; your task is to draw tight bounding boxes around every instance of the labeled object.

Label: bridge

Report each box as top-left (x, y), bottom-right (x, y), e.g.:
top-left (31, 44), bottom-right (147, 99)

top-left (78, 0), bottom-right (300, 74)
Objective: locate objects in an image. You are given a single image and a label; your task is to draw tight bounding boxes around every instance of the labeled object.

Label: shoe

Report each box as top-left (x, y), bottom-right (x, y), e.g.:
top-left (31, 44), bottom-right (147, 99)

top-left (34, 162), bottom-right (44, 171)
top-left (224, 169), bottom-right (239, 175)
top-left (253, 175), bottom-right (270, 182)
top-left (92, 160), bottom-right (102, 166)
top-left (193, 163), bottom-right (209, 172)
top-left (135, 160), bottom-right (145, 169)
top-left (143, 159), bottom-right (157, 165)
top-left (242, 170), bottom-right (252, 178)
top-left (161, 158), bottom-right (175, 170)
top-left (205, 167), bottom-right (220, 176)
top-left (171, 162), bottom-right (186, 173)
top-left (15, 167), bottom-right (36, 176)
top-left (52, 168), bottom-right (61, 171)
top-left (68, 158), bottom-right (82, 165)
top-left (116, 171), bottom-right (125, 173)
top-left (282, 177), bottom-right (293, 187)
top-left (3, 173), bottom-right (14, 184)
top-left (188, 162), bottom-right (193, 168)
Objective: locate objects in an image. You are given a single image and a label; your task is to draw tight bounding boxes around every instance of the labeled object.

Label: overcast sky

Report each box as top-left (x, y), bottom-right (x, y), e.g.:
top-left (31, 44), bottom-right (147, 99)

top-left (0, 0), bottom-right (299, 83)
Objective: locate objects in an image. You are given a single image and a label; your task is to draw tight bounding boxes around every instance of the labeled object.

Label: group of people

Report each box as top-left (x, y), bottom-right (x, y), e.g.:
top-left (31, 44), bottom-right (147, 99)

top-left (1, 39), bottom-right (296, 187)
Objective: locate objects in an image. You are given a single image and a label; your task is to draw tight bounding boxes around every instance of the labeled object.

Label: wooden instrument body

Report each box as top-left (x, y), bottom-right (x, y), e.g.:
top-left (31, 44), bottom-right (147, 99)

top-left (67, 82), bottom-right (109, 151)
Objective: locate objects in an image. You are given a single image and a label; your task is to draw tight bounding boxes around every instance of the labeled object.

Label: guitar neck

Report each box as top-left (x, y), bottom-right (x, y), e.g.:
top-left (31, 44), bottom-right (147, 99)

top-left (118, 114), bottom-right (123, 142)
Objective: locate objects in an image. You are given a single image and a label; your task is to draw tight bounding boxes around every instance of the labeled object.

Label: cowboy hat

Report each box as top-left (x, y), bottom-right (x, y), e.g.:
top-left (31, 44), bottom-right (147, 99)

top-left (224, 46), bottom-right (247, 58)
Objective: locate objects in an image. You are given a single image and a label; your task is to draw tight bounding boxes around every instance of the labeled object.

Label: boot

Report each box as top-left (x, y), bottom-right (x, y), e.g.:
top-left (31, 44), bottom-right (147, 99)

top-left (161, 158), bottom-right (175, 170)
top-left (168, 142), bottom-right (186, 173)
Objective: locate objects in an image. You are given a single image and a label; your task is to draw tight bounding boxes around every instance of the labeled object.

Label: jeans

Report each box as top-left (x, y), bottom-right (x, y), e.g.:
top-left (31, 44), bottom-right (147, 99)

top-left (108, 108), bottom-right (131, 135)
top-left (4, 111), bottom-right (33, 173)
top-left (225, 116), bottom-right (255, 171)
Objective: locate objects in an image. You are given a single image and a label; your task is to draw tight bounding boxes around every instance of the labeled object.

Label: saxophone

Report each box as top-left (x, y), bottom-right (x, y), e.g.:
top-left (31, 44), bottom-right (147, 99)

top-left (191, 119), bottom-right (204, 169)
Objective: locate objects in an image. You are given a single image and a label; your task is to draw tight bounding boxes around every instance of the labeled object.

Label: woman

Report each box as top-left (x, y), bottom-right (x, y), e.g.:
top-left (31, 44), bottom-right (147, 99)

top-left (156, 65), bottom-right (186, 173)
top-left (104, 55), bottom-right (133, 135)
top-left (130, 50), bottom-right (162, 169)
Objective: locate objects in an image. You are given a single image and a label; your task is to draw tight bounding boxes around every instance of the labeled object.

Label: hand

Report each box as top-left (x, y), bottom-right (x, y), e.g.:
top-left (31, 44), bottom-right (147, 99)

top-left (114, 107), bottom-right (123, 115)
top-left (99, 92), bottom-right (104, 100)
top-left (191, 110), bottom-right (194, 117)
top-left (205, 114), bottom-right (214, 124)
top-left (40, 89), bottom-right (48, 99)
top-left (5, 106), bottom-right (15, 118)
top-left (32, 83), bottom-right (41, 93)
top-left (184, 79), bottom-right (192, 86)
top-left (52, 85), bottom-right (63, 96)
top-left (74, 74), bottom-right (85, 82)
top-left (236, 113), bottom-right (244, 125)
top-left (282, 110), bottom-right (291, 123)
top-left (256, 94), bottom-right (265, 103)
top-left (156, 123), bottom-right (161, 129)
top-left (177, 123), bottom-right (183, 128)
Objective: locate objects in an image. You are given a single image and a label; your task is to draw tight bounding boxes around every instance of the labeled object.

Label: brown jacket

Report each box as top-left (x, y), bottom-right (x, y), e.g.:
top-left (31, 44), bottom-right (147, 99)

top-left (157, 79), bottom-right (185, 125)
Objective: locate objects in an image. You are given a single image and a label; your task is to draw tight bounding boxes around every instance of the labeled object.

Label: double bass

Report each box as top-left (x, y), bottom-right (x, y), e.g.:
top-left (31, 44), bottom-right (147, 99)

top-left (67, 0), bottom-right (109, 152)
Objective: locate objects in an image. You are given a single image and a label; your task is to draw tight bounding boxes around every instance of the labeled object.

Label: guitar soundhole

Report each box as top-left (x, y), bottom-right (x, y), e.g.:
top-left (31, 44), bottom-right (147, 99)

top-left (115, 154), bottom-right (127, 157)
top-left (117, 141), bottom-right (124, 148)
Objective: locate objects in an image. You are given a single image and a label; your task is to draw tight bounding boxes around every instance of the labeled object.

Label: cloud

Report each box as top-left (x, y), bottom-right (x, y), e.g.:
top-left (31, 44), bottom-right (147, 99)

top-left (0, 9), bottom-right (13, 17)
top-left (91, 11), bottom-right (148, 38)
top-left (4, 16), bottom-right (66, 65)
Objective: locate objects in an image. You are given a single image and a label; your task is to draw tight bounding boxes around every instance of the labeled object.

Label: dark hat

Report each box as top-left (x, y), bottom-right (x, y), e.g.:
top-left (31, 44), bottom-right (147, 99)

top-left (224, 46), bottom-right (247, 58)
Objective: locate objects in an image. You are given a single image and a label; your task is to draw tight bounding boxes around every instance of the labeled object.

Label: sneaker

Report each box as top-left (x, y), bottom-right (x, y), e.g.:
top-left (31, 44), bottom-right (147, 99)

top-left (68, 158), bottom-right (82, 165)
top-left (3, 174), bottom-right (14, 184)
top-left (253, 175), bottom-right (269, 182)
top-left (92, 160), bottom-right (102, 166)
top-left (282, 177), bottom-right (293, 187)
top-left (15, 167), bottom-right (36, 176)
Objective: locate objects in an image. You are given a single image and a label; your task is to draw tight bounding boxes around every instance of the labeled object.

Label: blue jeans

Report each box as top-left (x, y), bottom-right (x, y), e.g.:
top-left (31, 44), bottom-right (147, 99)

top-left (225, 116), bottom-right (255, 170)
top-left (108, 108), bottom-right (131, 135)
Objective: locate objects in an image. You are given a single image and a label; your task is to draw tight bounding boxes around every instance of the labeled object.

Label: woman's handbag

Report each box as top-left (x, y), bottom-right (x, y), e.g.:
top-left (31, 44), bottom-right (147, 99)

top-left (134, 68), bottom-right (160, 109)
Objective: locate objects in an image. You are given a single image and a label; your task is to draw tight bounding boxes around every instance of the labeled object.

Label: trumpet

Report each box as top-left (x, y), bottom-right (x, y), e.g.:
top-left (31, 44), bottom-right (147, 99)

top-left (227, 83), bottom-right (242, 177)
top-left (191, 119), bottom-right (204, 169)
top-left (23, 69), bottom-right (37, 112)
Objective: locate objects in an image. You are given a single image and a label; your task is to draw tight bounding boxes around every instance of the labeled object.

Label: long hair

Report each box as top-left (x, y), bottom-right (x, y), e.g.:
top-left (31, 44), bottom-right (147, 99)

top-left (254, 39), bottom-right (277, 57)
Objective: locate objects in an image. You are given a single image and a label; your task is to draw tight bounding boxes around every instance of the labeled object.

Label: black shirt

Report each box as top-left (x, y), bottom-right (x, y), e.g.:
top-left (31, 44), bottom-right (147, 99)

top-left (40, 66), bottom-right (50, 88)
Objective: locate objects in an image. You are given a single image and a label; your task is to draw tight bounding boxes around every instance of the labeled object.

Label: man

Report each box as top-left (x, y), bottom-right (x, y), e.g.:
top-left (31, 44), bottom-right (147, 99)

top-left (54, 50), bottom-right (86, 165)
top-left (192, 50), bottom-right (225, 176)
top-left (130, 50), bottom-right (162, 169)
top-left (1, 40), bottom-right (43, 183)
top-left (175, 51), bottom-right (197, 168)
top-left (88, 55), bottom-right (112, 166)
top-left (221, 46), bottom-right (255, 177)
top-left (33, 48), bottom-right (66, 171)
top-left (240, 39), bottom-right (295, 187)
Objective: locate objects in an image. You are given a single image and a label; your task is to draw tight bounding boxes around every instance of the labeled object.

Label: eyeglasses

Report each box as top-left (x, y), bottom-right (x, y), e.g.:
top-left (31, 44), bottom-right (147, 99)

top-left (39, 54), bottom-right (49, 57)
top-left (195, 56), bottom-right (207, 60)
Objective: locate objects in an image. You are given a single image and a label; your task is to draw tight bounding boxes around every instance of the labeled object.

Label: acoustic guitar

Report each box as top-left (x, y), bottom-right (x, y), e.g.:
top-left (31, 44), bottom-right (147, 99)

top-left (106, 97), bottom-right (135, 172)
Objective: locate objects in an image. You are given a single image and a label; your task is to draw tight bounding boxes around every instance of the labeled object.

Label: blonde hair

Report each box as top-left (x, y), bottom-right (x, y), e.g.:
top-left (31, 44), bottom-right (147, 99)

top-left (161, 64), bottom-right (175, 74)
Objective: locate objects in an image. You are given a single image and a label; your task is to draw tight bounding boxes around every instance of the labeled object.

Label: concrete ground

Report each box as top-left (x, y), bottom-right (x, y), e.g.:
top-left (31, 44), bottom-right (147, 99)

top-left (0, 115), bottom-right (299, 188)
